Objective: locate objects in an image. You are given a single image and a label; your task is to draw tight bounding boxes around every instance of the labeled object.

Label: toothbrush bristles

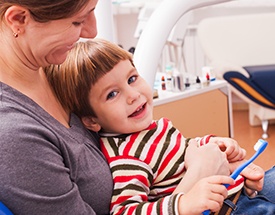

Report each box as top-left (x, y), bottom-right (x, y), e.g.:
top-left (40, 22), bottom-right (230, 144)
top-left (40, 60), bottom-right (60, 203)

top-left (254, 140), bottom-right (262, 151)
top-left (253, 139), bottom-right (267, 152)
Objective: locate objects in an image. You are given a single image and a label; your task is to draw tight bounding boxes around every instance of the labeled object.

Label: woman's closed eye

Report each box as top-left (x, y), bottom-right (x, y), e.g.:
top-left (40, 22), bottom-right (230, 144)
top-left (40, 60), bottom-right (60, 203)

top-left (72, 20), bottom-right (84, 26)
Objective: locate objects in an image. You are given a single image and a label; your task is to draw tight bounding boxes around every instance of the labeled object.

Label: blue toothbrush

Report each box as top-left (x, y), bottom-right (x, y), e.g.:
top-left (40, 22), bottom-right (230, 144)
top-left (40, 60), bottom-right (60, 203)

top-left (202, 139), bottom-right (268, 215)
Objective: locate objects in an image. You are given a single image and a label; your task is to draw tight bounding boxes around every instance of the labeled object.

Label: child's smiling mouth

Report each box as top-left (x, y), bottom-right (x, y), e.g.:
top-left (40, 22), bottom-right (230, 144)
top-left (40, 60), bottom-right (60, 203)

top-left (128, 103), bottom-right (146, 118)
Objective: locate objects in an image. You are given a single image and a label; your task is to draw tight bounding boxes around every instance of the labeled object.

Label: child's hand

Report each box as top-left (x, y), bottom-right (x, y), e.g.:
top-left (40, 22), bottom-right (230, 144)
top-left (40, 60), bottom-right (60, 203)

top-left (177, 175), bottom-right (234, 215)
top-left (209, 137), bottom-right (246, 162)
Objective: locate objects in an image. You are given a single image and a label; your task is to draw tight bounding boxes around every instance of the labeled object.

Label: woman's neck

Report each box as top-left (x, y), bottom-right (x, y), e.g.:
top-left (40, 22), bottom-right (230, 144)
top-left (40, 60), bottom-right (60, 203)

top-left (0, 60), bottom-right (70, 128)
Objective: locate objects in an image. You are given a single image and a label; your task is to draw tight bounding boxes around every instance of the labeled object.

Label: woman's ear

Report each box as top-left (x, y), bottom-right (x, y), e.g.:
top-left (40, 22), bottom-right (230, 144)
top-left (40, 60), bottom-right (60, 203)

top-left (82, 116), bottom-right (102, 132)
top-left (4, 6), bottom-right (30, 35)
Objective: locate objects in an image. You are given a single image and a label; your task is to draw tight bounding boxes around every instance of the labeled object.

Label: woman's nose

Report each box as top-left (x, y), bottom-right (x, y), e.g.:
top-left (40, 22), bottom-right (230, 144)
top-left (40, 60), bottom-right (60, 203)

top-left (80, 13), bottom-right (98, 39)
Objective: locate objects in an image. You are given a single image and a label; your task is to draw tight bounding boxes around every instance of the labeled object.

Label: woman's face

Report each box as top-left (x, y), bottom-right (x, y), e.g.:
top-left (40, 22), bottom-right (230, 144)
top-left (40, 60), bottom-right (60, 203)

top-left (24, 0), bottom-right (98, 67)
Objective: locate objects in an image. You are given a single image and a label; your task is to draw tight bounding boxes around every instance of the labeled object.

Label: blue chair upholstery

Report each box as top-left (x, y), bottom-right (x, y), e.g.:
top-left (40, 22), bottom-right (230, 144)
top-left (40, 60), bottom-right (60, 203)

top-left (224, 65), bottom-right (275, 138)
top-left (223, 65), bottom-right (275, 109)
top-left (0, 202), bottom-right (13, 215)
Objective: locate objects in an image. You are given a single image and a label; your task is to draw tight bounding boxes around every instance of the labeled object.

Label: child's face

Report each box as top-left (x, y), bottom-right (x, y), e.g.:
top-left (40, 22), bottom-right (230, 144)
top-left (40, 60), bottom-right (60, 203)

top-left (86, 60), bottom-right (153, 134)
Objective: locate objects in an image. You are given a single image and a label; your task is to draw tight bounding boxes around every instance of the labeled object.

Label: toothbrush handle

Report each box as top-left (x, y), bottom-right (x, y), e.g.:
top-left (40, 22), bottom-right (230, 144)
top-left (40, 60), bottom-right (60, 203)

top-left (202, 210), bottom-right (210, 215)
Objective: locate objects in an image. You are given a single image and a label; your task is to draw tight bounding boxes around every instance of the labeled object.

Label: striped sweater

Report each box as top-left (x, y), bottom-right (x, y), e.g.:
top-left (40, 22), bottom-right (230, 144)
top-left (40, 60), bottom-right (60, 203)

top-left (100, 118), bottom-right (243, 215)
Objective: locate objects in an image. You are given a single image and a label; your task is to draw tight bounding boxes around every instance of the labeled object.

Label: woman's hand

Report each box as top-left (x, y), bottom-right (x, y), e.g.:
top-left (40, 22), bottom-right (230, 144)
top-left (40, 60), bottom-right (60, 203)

top-left (230, 160), bottom-right (264, 195)
top-left (178, 176), bottom-right (234, 215)
top-left (209, 137), bottom-right (264, 195)
top-left (209, 137), bottom-right (246, 162)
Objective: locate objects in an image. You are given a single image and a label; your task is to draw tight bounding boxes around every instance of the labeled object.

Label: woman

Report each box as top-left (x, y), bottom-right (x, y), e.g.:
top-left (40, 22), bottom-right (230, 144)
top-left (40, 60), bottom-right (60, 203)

top-left (0, 0), bottom-right (266, 215)
top-left (0, 1), bottom-right (113, 214)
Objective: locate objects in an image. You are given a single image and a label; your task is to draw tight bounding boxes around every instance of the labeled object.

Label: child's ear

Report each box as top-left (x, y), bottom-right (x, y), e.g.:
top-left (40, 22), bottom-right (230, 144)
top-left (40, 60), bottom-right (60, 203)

top-left (82, 116), bottom-right (102, 132)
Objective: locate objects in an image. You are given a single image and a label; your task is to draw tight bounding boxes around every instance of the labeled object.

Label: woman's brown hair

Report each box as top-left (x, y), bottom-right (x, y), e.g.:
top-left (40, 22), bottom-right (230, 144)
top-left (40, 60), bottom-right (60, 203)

top-left (0, 0), bottom-right (90, 21)
top-left (45, 39), bottom-right (134, 118)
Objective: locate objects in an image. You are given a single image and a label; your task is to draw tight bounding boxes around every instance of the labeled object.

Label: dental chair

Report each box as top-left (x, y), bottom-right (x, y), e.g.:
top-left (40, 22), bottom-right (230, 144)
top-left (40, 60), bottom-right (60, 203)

top-left (197, 13), bottom-right (275, 139)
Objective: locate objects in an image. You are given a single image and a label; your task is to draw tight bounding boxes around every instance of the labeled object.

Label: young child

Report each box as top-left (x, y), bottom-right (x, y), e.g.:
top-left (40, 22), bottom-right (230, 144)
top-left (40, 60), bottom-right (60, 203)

top-left (45, 39), bottom-right (270, 215)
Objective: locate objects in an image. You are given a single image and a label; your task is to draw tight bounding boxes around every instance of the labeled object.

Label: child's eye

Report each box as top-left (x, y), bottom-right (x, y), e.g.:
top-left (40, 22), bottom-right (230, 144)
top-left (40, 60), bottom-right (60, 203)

top-left (128, 75), bottom-right (137, 84)
top-left (106, 91), bottom-right (118, 100)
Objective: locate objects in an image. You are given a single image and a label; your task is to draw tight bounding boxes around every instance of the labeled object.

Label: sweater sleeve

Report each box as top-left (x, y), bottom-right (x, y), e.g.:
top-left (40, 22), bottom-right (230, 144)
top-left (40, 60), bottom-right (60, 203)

top-left (107, 156), bottom-right (183, 215)
top-left (195, 134), bottom-right (214, 146)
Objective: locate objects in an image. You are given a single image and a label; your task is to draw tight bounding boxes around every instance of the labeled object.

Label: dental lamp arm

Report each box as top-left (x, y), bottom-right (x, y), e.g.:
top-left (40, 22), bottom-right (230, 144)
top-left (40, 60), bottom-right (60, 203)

top-left (133, 0), bottom-right (235, 89)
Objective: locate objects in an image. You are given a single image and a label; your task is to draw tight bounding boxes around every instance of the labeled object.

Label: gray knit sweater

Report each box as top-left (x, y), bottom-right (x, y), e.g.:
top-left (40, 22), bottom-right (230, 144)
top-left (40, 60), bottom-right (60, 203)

top-left (0, 82), bottom-right (113, 215)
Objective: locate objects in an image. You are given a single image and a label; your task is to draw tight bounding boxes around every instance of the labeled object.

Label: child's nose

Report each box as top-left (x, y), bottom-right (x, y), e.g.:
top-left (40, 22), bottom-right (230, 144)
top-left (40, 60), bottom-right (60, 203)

top-left (126, 89), bottom-right (141, 104)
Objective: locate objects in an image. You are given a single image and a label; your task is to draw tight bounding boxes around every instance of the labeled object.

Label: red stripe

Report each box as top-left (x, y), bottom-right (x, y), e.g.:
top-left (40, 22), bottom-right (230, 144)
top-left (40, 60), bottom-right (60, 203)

top-left (227, 176), bottom-right (244, 190)
top-left (200, 134), bottom-right (215, 146)
top-left (147, 121), bottom-right (157, 130)
top-left (144, 118), bottom-right (168, 164)
top-left (123, 132), bottom-right (139, 155)
top-left (127, 206), bottom-right (136, 214)
top-left (112, 204), bottom-right (136, 215)
top-left (113, 174), bottom-right (149, 186)
top-left (123, 121), bottom-right (157, 156)
top-left (147, 202), bottom-right (153, 215)
top-left (157, 133), bottom-right (181, 175)
top-left (157, 187), bottom-right (175, 194)
top-left (204, 134), bottom-right (214, 145)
